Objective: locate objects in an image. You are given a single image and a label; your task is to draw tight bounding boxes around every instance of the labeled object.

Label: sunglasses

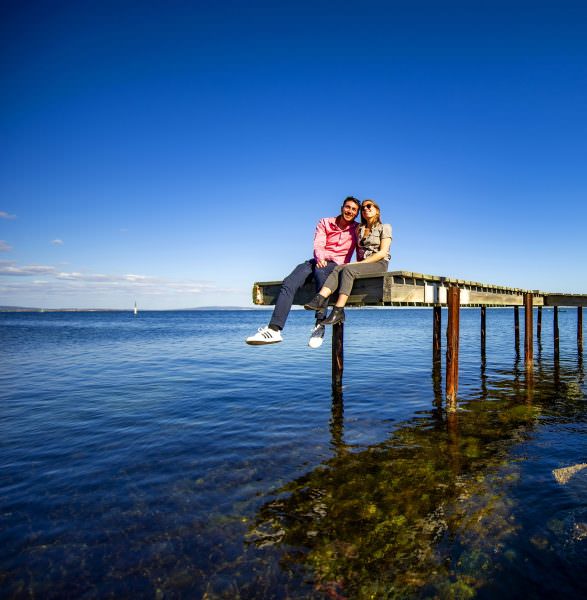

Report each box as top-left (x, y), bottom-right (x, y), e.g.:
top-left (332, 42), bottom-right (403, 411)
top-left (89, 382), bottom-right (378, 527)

top-left (362, 203), bottom-right (376, 210)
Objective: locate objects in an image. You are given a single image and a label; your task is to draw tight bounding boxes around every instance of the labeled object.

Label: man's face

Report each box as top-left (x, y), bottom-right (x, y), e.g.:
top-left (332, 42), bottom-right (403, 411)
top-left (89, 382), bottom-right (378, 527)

top-left (341, 201), bottom-right (360, 222)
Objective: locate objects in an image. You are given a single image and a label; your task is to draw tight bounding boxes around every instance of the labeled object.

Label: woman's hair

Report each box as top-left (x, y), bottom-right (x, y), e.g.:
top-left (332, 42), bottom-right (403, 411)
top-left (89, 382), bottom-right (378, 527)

top-left (360, 199), bottom-right (382, 228)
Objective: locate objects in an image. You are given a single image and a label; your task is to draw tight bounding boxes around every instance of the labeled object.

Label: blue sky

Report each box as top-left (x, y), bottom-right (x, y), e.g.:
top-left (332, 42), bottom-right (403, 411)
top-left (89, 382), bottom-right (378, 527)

top-left (1, 1), bottom-right (586, 309)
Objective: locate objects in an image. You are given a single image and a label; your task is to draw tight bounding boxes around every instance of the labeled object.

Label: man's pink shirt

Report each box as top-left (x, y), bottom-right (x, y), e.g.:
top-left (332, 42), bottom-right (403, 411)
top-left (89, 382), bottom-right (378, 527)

top-left (313, 217), bottom-right (357, 265)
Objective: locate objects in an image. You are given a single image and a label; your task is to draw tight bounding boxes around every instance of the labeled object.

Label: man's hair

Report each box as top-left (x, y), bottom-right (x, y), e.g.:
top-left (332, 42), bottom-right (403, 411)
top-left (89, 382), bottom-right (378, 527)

top-left (342, 196), bottom-right (361, 210)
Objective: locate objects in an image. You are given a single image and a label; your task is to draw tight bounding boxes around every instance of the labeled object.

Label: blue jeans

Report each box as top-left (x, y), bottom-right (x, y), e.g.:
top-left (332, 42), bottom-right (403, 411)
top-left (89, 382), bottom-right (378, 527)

top-left (269, 259), bottom-right (337, 330)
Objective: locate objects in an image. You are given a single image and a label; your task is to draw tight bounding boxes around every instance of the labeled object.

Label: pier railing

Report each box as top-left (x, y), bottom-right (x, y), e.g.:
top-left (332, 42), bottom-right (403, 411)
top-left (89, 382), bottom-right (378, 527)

top-left (252, 270), bottom-right (587, 411)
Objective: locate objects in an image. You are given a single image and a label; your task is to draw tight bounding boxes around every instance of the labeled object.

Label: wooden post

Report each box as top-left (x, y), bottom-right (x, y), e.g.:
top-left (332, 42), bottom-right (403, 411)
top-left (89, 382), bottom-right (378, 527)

top-left (524, 293), bottom-right (533, 369)
top-left (332, 322), bottom-right (344, 389)
top-left (480, 305), bottom-right (486, 356)
top-left (446, 287), bottom-right (460, 412)
top-left (554, 307), bottom-right (559, 360)
top-left (514, 306), bottom-right (520, 354)
top-left (578, 307), bottom-right (583, 353)
top-left (433, 305), bottom-right (442, 363)
top-left (537, 306), bottom-right (542, 341)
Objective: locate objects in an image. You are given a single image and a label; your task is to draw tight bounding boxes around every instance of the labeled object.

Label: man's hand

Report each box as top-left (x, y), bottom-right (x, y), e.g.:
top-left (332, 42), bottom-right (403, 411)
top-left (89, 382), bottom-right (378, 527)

top-left (316, 259), bottom-right (328, 269)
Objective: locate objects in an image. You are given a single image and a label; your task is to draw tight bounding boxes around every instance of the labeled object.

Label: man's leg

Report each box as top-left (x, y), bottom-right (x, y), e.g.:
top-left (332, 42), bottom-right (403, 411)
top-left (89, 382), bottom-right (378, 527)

top-left (268, 260), bottom-right (314, 330)
top-left (306, 261), bottom-right (337, 348)
top-left (312, 261), bottom-right (337, 323)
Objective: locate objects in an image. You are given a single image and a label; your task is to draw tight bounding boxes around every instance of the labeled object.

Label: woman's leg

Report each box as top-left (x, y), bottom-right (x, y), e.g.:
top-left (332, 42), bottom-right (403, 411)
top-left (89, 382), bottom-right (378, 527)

top-left (319, 264), bottom-right (343, 298)
top-left (335, 261), bottom-right (388, 307)
top-left (322, 261), bottom-right (388, 325)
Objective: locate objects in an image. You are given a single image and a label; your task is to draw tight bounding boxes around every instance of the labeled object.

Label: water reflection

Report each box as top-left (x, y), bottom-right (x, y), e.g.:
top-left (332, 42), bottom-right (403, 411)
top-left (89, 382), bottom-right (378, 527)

top-left (249, 359), bottom-right (587, 598)
top-left (330, 387), bottom-right (346, 456)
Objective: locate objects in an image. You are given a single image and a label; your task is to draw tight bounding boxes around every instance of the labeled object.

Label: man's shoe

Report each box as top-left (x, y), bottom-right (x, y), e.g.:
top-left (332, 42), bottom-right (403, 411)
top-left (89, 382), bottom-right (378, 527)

top-left (322, 307), bottom-right (345, 325)
top-left (308, 324), bottom-right (325, 348)
top-left (304, 294), bottom-right (328, 311)
top-left (246, 326), bottom-right (283, 345)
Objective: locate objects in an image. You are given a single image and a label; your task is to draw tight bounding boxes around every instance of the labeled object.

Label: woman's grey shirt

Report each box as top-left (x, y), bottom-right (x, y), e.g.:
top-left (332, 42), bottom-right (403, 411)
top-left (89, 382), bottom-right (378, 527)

top-left (357, 223), bottom-right (392, 262)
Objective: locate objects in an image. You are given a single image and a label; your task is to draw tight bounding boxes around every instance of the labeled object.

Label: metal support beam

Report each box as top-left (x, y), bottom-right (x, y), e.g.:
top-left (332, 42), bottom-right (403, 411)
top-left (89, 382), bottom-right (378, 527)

top-left (480, 305), bottom-right (486, 356)
top-left (554, 307), bottom-right (560, 359)
top-left (446, 287), bottom-right (460, 412)
top-left (514, 306), bottom-right (520, 354)
top-left (433, 305), bottom-right (441, 363)
top-left (524, 293), bottom-right (533, 369)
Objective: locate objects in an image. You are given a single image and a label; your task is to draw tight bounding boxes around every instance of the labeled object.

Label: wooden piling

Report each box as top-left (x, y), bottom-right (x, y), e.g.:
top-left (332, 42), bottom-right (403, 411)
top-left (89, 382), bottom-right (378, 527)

top-left (537, 306), bottom-right (542, 340)
top-left (524, 293), bottom-right (533, 369)
top-left (514, 306), bottom-right (520, 353)
top-left (578, 307), bottom-right (583, 352)
top-left (433, 305), bottom-right (442, 363)
top-left (554, 307), bottom-right (560, 359)
top-left (480, 305), bottom-right (486, 355)
top-left (332, 322), bottom-right (344, 389)
top-left (446, 287), bottom-right (460, 412)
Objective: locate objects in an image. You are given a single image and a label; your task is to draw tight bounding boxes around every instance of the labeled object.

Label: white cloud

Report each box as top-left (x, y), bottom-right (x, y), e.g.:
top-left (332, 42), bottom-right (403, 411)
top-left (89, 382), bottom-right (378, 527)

top-left (51, 239), bottom-right (64, 246)
top-left (0, 260), bottom-right (228, 298)
top-left (0, 211), bottom-right (16, 220)
top-left (0, 240), bottom-right (12, 252)
top-left (0, 261), bottom-right (56, 276)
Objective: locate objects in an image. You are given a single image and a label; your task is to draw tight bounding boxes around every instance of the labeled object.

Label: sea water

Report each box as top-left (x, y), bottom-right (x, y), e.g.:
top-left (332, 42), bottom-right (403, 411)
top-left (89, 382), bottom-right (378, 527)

top-left (1, 309), bottom-right (586, 598)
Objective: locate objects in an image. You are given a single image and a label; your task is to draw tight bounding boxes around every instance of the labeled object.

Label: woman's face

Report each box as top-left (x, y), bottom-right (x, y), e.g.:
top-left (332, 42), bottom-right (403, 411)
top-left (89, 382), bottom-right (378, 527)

top-left (361, 202), bottom-right (379, 220)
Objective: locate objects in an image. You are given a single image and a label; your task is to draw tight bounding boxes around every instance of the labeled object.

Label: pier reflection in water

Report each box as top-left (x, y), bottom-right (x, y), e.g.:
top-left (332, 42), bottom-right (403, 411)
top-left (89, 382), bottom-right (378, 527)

top-left (248, 352), bottom-right (587, 599)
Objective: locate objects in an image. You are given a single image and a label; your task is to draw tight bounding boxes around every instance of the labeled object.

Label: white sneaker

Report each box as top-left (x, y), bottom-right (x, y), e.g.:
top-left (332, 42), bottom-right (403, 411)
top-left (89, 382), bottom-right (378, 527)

top-left (246, 326), bottom-right (283, 345)
top-left (308, 324), bottom-right (325, 348)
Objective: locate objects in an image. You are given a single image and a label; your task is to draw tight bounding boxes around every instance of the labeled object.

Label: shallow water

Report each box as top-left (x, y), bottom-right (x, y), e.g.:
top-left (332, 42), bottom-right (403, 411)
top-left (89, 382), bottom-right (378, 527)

top-left (1, 308), bottom-right (586, 598)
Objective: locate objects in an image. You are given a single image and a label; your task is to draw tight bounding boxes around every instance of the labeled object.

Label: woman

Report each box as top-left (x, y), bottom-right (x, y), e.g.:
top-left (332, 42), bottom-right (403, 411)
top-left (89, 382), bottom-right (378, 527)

top-left (303, 199), bottom-right (391, 325)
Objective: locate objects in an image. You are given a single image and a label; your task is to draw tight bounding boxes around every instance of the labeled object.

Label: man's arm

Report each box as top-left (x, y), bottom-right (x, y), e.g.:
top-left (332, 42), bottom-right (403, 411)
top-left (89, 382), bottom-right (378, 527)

top-left (313, 219), bottom-right (328, 268)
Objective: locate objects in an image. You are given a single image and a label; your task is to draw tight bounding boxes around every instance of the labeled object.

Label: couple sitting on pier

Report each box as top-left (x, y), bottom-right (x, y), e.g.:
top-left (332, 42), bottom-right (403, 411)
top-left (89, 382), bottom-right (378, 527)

top-left (246, 196), bottom-right (392, 348)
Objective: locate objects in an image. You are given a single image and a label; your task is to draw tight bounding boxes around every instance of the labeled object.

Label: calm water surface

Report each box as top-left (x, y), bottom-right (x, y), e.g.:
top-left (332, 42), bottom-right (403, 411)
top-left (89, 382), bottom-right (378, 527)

top-left (1, 309), bottom-right (586, 598)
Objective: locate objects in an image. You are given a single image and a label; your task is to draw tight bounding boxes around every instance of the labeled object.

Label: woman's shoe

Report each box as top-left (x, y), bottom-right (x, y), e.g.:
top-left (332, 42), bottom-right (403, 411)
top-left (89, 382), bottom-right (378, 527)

top-left (322, 307), bottom-right (345, 325)
top-left (304, 294), bottom-right (328, 311)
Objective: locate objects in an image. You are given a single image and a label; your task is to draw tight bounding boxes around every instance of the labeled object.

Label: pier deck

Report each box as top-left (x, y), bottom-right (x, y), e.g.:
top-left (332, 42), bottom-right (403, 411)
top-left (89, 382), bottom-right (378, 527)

top-left (252, 270), bottom-right (587, 308)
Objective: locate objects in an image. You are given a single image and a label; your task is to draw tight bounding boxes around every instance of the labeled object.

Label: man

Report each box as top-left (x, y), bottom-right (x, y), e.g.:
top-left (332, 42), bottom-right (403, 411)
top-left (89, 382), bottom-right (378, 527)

top-left (246, 196), bottom-right (360, 347)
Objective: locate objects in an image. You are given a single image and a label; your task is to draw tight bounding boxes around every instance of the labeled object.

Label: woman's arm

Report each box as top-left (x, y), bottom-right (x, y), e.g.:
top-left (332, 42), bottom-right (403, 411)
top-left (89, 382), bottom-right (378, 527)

top-left (345, 237), bottom-right (391, 265)
top-left (358, 236), bottom-right (391, 263)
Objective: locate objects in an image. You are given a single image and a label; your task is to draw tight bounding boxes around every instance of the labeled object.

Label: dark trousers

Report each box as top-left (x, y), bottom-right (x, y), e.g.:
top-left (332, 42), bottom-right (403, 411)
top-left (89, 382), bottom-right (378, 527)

top-left (269, 259), bottom-right (337, 330)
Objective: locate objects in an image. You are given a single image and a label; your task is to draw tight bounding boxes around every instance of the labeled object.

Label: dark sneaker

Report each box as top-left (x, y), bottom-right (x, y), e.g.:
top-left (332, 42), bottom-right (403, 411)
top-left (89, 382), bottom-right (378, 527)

top-left (322, 307), bottom-right (345, 325)
top-left (304, 294), bottom-right (328, 311)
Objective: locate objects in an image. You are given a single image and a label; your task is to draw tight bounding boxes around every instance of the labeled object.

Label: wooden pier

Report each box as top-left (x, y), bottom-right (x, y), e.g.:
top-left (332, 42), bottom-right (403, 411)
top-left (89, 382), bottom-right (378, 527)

top-left (252, 271), bottom-right (587, 411)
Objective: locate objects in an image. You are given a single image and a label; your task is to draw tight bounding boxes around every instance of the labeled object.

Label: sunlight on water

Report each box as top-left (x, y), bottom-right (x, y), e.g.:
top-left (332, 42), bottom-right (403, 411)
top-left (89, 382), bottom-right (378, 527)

top-left (1, 309), bottom-right (586, 598)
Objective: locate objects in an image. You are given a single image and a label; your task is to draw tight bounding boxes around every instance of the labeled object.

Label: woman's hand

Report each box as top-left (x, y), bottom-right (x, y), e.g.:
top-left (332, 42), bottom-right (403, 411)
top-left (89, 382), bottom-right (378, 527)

top-left (357, 236), bottom-right (391, 263)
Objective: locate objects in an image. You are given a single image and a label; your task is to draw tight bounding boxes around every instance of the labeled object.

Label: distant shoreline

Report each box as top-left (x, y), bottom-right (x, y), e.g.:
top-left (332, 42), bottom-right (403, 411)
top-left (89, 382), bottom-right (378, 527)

top-left (0, 305), bottom-right (548, 313)
top-left (0, 306), bottom-right (268, 313)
